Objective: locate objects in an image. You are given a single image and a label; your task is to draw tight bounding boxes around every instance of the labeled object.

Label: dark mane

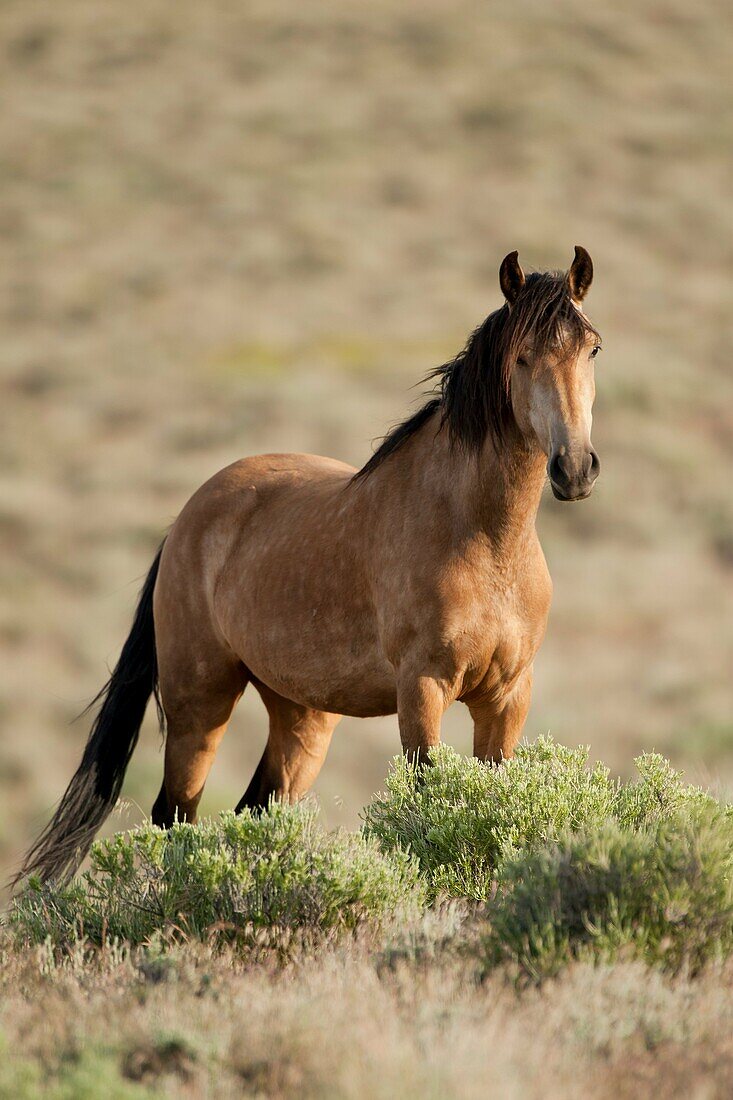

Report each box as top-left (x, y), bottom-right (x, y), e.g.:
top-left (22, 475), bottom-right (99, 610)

top-left (354, 271), bottom-right (600, 480)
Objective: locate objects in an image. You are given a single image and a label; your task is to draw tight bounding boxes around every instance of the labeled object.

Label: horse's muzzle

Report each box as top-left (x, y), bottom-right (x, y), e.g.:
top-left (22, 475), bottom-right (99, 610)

top-left (548, 449), bottom-right (600, 501)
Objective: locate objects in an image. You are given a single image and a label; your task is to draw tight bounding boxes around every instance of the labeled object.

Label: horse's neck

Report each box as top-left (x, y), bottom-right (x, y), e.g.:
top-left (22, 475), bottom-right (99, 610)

top-left (472, 439), bottom-right (546, 553)
top-left (416, 417), bottom-right (547, 561)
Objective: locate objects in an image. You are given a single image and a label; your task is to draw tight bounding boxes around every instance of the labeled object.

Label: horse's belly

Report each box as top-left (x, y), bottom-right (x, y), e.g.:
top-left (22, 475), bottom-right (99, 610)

top-left (240, 641), bottom-right (398, 718)
top-left (224, 590), bottom-right (398, 717)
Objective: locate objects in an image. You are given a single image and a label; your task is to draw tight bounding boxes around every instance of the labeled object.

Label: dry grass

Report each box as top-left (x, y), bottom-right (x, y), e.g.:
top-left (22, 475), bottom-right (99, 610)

top-left (2, 935), bottom-right (733, 1099)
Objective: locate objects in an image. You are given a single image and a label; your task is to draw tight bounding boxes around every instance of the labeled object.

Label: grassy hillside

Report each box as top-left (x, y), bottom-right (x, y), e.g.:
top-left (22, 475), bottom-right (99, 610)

top-left (1, 0), bottom-right (732, 879)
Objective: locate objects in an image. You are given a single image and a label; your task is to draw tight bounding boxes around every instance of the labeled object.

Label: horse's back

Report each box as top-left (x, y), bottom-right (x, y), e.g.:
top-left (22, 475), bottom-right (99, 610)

top-left (163, 453), bottom-right (355, 557)
top-left (189, 452), bottom-right (355, 509)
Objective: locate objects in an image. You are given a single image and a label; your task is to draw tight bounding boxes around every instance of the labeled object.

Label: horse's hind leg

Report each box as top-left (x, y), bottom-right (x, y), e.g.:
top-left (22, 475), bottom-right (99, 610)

top-left (235, 683), bottom-right (340, 812)
top-left (152, 655), bottom-right (248, 827)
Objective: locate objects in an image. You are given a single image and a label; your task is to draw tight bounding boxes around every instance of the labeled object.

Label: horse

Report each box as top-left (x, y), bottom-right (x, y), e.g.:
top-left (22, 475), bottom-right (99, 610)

top-left (17, 246), bottom-right (602, 885)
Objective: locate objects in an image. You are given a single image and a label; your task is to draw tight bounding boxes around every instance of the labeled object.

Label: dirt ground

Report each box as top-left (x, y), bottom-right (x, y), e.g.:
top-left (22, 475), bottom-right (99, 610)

top-left (1, 0), bottom-right (732, 872)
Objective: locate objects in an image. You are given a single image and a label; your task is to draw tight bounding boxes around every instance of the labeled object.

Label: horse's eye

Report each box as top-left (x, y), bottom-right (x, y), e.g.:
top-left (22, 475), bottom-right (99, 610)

top-left (590, 345), bottom-right (601, 358)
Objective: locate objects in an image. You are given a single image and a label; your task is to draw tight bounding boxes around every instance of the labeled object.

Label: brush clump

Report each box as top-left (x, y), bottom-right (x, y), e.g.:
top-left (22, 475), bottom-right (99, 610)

top-left (11, 738), bottom-right (733, 979)
top-left (10, 801), bottom-right (424, 952)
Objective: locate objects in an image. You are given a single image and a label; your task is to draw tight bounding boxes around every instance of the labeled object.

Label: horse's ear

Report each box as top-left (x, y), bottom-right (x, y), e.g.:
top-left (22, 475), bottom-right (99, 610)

top-left (567, 245), bottom-right (593, 301)
top-left (499, 250), bottom-right (525, 305)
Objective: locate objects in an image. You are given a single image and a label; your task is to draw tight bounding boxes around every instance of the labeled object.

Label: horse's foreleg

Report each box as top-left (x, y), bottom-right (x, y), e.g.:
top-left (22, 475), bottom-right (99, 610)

top-left (395, 672), bottom-right (447, 764)
top-left (235, 684), bottom-right (340, 812)
top-left (466, 667), bottom-right (532, 764)
top-left (152, 658), bottom-right (247, 827)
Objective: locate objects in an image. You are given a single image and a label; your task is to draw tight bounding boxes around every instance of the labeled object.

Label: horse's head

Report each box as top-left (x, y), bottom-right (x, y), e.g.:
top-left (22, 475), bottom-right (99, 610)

top-left (501, 247), bottom-right (601, 501)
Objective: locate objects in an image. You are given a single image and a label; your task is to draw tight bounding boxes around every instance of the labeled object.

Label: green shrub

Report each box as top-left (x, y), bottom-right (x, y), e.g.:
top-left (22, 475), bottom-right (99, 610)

top-left (486, 806), bottom-right (733, 978)
top-left (363, 737), bottom-right (717, 901)
top-left (613, 751), bottom-right (718, 828)
top-left (11, 801), bottom-right (424, 951)
top-left (13, 739), bottom-right (730, 980)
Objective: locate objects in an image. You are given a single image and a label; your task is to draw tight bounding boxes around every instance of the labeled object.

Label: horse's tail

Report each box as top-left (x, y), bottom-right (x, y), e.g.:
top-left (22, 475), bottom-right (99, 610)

top-left (13, 544), bottom-right (165, 889)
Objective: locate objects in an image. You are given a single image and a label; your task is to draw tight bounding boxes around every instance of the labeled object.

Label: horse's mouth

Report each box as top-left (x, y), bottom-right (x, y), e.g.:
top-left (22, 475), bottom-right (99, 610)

top-left (550, 483), bottom-right (594, 502)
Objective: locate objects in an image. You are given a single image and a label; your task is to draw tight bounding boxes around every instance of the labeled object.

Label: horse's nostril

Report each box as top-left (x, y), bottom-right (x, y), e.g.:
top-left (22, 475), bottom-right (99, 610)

top-left (549, 454), bottom-right (565, 485)
top-left (579, 450), bottom-right (600, 481)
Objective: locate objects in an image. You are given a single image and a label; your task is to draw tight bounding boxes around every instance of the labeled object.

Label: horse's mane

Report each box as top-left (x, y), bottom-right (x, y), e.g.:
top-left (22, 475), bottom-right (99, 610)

top-left (354, 271), bottom-right (600, 480)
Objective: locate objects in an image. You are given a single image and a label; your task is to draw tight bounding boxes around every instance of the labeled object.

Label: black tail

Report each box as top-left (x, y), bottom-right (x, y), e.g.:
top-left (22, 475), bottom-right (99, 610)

top-left (13, 545), bottom-right (165, 888)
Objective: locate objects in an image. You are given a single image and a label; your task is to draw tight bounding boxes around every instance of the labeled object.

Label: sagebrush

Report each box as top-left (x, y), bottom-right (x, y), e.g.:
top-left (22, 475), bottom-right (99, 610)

top-left (10, 801), bottom-right (424, 950)
top-left (10, 738), bottom-right (733, 980)
top-left (363, 736), bottom-right (717, 900)
top-left (486, 806), bottom-right (733, 977)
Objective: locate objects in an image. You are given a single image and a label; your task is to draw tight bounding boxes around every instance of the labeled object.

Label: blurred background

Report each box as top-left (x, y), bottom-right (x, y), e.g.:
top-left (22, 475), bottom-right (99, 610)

top-left (2, 0), bottom-right (732, 873)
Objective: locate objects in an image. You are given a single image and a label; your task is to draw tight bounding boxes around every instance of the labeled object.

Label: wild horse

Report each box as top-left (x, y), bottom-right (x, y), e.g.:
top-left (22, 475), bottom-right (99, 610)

top-left (18, 246), bottom-right (601, 884)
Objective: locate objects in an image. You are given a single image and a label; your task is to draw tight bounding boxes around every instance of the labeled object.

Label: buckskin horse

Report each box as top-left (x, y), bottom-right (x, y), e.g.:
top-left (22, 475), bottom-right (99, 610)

top-left (18, 246), bottom-right (601, 884)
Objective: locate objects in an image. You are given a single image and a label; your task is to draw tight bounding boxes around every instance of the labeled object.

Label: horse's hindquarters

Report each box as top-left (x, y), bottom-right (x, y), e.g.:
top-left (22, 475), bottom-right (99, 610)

top-left (160, 453), bottom-right (398, 720)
